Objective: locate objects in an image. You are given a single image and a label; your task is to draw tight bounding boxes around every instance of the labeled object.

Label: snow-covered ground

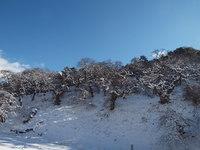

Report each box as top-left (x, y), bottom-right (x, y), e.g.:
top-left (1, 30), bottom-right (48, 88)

top-left (0, 87), bottom-right (199, 150)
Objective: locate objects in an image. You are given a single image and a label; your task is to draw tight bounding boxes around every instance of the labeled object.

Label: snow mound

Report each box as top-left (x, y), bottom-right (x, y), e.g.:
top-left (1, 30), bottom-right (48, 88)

top-left (0, 87), bottom-right (200, 150)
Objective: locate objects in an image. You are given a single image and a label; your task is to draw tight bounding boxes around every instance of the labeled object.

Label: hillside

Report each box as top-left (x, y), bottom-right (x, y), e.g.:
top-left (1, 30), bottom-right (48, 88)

top-left (0, 47), bottom-right (200, 150)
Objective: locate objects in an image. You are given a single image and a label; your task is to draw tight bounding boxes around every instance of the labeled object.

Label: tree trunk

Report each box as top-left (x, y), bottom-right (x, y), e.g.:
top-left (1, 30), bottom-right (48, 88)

top-left (31, 93), bottom-right (36, 101)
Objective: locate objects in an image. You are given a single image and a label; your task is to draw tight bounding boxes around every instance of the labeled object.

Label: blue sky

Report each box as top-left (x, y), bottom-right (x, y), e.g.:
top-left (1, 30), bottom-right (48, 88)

top-left (0, 0), bottom-right (200, 71)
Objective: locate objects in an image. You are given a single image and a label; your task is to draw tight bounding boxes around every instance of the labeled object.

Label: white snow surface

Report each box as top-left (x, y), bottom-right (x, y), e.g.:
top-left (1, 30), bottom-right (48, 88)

top-left (0, 87), bottom-right (200, 150)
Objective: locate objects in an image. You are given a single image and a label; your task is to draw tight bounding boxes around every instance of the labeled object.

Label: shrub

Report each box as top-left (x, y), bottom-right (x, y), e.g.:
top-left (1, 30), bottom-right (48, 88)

top-left (184, 85), bottom-right (200, 105)
top-left (159, 93), bottom-right (170, 104)
top-left (0, 90), bottom-right (18, 123)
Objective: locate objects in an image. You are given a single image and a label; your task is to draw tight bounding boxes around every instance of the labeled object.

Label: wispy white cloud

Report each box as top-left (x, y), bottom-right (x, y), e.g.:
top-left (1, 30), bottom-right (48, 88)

top-left (0, 50), bottom-right (29, 73)
top-left (0, 50), bottom-right (3, 56)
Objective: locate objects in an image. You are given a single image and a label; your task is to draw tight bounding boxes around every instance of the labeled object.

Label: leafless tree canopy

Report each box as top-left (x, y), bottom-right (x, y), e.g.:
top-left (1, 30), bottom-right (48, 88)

top-left (0, 47), bottom-right (200, 121)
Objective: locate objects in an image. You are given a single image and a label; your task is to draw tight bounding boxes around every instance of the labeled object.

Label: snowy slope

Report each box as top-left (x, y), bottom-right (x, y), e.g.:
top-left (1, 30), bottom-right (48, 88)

top-left (0, 87), bottom-right (200, 150)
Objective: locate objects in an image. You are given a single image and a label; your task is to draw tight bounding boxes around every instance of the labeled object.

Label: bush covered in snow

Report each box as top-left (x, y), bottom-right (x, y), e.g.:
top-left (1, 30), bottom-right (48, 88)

top-left (0, 90), bottom-right (18, 123)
